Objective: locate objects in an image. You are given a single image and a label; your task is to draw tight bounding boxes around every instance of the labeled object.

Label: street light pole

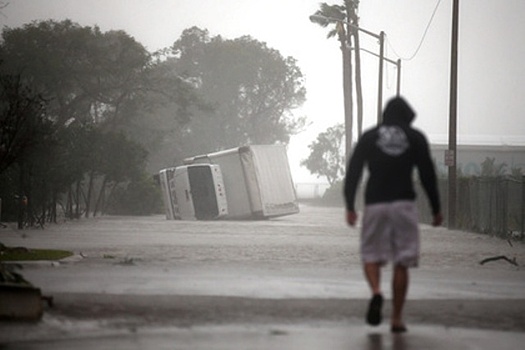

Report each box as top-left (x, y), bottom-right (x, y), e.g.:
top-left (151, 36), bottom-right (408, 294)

top-left (396, 59), bottom-right (401, 97)
top-left (377, 31), bottom-right (385, 124)
top-left (447, 0), bottom-right (459, 229)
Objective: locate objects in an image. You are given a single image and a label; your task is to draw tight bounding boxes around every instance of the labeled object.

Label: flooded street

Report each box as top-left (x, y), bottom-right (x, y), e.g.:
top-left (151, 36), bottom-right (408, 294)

top-left (1, 204), bottom-right (525, 349)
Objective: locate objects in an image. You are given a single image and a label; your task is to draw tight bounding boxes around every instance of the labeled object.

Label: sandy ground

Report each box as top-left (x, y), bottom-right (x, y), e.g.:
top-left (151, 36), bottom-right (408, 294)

top-left (1, 204), bottom-right (525, 346)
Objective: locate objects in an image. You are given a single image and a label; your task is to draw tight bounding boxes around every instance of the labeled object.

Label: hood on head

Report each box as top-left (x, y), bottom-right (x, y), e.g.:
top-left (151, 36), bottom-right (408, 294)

top-left (382, 97), bottom-right (415, 125)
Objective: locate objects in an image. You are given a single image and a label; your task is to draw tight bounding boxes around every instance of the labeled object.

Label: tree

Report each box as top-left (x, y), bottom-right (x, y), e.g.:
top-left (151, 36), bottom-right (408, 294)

top-left (0, 20), bottom-right (149, 128)
top-left (509, 167), bottom-right (523, 181)
top-left (345, 0), bottom-right (364, 139)
top-left (170, 27), bottom-right (306, 155)
top-left (92, 131), bottom-right (148, 216)
top-left (0, 74), bottom-right (52, 226)
top-left (301, 124), bottom-right (345, 185)
top-left (0, 75), bottom-right (48, 175)
top-left (105, 174), bottom-right (162, 216)
top-left (480, 157), bottom-right (507, 177)
top-left (0, 20), bottom-right (197, 162)
top-left (310, 1), bottom-right (363, 159)
top-left (121, 55), bottom-right (203, 172)
top-left (0, 20), bottom-right (198, 221)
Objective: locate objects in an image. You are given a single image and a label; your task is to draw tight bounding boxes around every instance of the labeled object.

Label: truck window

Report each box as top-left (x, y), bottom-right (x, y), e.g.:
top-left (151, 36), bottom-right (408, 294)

top-left (187, 165), bottom-right (219, 220)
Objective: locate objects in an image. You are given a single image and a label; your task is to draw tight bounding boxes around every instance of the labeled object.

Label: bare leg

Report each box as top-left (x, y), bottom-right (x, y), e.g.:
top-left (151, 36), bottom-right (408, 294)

top-left (391, 264), bottom-right (408, 329)
top-left (364, 262), bottom-right (383, 325)
top-left (364, 262), bottom-right (382, 295)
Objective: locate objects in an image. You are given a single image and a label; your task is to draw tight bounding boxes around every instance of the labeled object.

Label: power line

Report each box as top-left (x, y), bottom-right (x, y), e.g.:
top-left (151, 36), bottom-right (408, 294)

top-left (387, 0), bottom-right (443, 61)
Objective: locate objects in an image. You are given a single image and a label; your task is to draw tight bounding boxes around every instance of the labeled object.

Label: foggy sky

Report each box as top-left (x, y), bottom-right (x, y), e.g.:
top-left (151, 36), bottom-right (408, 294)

top-left (2, 0), bottom-right (525, 181)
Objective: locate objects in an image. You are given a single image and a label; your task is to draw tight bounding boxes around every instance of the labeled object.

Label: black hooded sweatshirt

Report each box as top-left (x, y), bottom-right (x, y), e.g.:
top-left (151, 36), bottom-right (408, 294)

top-left (344, 97), bottom-right (441, 215)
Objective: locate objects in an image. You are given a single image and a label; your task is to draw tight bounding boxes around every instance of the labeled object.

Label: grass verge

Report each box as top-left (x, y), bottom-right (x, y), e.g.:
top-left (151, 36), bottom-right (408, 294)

top-left (0, 246), bottom-right (73, 261)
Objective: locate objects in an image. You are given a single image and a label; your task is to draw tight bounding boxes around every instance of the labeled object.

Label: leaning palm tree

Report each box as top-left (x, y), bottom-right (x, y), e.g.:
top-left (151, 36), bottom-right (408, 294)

top-left (310, 3), bottom-right (353, 161)
top-left (310, 1), bottom-right (363, 160)
top-left (345, 0), bottom-right (364, 139)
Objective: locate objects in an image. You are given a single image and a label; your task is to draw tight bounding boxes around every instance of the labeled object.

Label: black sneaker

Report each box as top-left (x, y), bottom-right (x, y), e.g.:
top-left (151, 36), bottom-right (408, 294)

top-left (366, 294), bottom-right (383, 326)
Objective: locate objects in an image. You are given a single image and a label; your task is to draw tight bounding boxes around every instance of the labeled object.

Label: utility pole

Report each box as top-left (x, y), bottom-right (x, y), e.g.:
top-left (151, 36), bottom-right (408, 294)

top-left (377, 31), bottom-right (385, 124)
top-left (448, 0), bottom-right (459, 228)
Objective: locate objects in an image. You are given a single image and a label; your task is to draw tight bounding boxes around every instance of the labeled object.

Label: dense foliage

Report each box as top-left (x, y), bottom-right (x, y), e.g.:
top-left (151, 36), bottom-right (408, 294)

top-left (170, 27), bottom-right (306, 155)
top-left (0, 20), bottom-right (306, 224)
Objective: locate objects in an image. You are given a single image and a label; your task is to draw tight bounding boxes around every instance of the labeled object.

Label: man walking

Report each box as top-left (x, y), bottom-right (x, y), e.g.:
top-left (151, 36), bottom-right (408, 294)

top-left (344, 96), bottom-right (443, 333)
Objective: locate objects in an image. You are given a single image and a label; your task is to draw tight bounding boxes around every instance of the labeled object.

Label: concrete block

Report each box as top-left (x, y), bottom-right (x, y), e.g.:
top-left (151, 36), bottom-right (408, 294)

top-left (0, 283), bottom-right (43, 321)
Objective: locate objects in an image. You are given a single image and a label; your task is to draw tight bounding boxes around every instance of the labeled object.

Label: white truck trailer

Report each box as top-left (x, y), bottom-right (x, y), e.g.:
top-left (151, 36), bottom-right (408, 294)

top-left (159, 144), bottom-right (299, 220)
top-left (184, 144), bottom-right (299, 219)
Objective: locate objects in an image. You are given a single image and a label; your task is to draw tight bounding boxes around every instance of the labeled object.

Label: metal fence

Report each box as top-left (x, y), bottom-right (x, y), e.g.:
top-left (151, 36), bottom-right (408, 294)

top-left (416, 177), bottom-right (525, 239)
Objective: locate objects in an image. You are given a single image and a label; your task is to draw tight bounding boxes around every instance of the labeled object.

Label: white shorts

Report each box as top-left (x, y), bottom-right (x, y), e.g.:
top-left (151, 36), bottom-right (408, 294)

top-left (361, 200), bottom-right (420, 267)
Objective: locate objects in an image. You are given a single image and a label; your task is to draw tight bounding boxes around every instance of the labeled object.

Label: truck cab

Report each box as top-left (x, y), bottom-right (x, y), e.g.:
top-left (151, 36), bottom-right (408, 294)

top-left (159, 164), bottom-right (228, 220)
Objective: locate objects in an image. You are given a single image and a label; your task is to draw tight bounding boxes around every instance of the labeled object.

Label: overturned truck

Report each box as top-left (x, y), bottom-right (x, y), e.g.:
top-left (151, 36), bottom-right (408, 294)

top-left (159, 145), bottom-right (299, 220)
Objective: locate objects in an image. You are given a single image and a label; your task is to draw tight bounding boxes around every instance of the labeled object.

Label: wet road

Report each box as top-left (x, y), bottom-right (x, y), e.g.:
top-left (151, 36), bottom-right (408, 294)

top-left (1, 204), bottom-right (525, 349)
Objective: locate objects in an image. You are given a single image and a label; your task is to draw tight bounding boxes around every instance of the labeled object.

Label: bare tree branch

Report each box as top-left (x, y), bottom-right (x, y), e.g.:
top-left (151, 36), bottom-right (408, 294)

top-left (479, 255), bottom-right (518, 267)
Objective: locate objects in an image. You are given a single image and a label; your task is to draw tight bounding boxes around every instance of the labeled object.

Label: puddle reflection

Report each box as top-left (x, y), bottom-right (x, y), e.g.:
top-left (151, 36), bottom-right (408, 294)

top-left (366, 333), bottom-right (407, 350)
